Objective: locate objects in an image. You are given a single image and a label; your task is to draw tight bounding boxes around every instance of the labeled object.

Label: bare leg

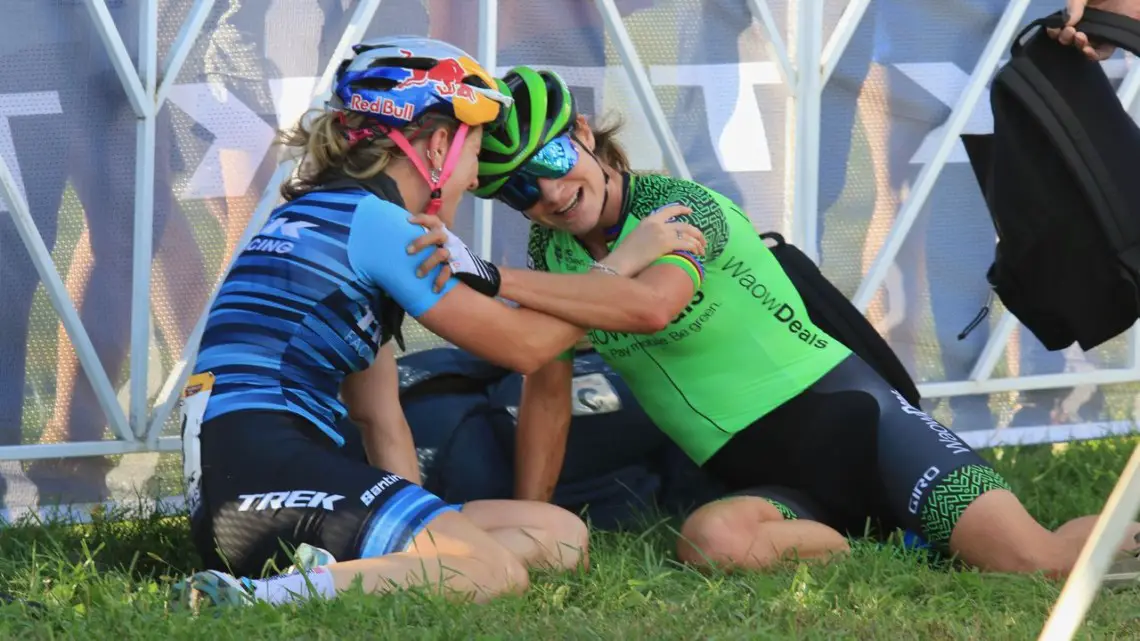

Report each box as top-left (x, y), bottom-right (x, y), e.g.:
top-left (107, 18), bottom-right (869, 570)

top-left (149, 207), bottom-right (208, 354)
top-left (857, 63), bottom-right (903, 334)
top-left (178, 509), bottom-right (531, 609)
top-left (676, 496), bottom-right (850, 571)
top-left (1053, 514), bottom-right (1139, 550)
top-left (41, 228), bottom-right (95, 445)
top-left (948, 490), bottom-right (1140, 576)
top-left (323, 510), bottom-right (530, 602)
top-left (204, 149), bottom-right (264, 275)
top-left (459, 499), bottom-right (590, 572)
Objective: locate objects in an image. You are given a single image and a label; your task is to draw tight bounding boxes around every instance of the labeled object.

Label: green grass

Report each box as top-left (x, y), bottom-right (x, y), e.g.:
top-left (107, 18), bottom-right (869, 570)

top-left (0, 438), bottom-right (1138, 639)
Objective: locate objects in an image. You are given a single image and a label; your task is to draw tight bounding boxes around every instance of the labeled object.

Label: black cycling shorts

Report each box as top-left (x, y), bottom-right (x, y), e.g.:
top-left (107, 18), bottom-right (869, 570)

top-left (704, 354), bottom-right (1011, 550)
top-left (188, 410), bottom-right (459, 578)
top-left (726, 485), bottom-right (828, 522)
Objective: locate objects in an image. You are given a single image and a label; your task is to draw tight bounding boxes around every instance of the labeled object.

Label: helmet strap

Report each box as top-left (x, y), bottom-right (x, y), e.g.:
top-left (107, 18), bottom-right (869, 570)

top-left (380, 123), bottom-right (470, 216)
top-left (572, 133), bottom-right (612, 221)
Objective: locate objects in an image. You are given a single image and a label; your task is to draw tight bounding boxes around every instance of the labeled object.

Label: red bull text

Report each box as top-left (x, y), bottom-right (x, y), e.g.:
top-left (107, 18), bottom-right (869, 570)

top-left (349, 94), bottom-right (414, 121)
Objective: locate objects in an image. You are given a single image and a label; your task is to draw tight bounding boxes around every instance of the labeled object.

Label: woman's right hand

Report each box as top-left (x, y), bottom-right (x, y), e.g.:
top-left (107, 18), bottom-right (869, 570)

top-left (602, 203), bottom-right (706, 277)
top-left (406, 214), bottom-right (453, 293)
top-left (407, 213), bottom-right (503, 297)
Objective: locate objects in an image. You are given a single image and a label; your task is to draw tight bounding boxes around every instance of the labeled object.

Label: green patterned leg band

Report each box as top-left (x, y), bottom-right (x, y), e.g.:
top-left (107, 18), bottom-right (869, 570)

top-left (920, 464), bottom-right (1012, 549)
top-left (765, 499), bottom-right (798, 521)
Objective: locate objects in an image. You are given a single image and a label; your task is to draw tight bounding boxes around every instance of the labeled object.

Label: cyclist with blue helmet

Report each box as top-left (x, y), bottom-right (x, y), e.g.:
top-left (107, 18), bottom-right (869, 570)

top-left (170, 37), bottom-right (697, 611)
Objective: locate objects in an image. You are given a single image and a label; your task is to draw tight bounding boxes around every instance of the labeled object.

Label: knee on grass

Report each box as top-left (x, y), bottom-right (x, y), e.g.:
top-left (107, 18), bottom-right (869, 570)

top-left (401, 512), bottom-right (534, 600)
top-left (676, 497), bottom-right (850, 571)
top-left (502, 503), bottom-right (590, 572)
top-left (487, 545), bottom-right (533, 597)
top-left (462, 500), bottom-right (591, 572)
top-left (534, 503), bottom-right (590, 571)
top-left (429, 538), bottom-right (532, 600)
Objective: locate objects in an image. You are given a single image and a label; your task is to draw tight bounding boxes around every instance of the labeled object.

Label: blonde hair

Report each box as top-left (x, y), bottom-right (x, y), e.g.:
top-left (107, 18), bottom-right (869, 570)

top-left (277, 109), bottom-right (458, 201)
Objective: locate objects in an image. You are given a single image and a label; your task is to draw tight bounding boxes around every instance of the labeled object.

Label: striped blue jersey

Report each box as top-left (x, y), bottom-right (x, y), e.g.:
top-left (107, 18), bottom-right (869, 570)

top-left (194, 187), bottom-right (455, 445)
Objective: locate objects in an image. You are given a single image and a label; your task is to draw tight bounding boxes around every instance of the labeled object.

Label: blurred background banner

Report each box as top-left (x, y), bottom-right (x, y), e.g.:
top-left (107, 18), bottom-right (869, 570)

top-left (1, 0), bottom-right (1138, 513)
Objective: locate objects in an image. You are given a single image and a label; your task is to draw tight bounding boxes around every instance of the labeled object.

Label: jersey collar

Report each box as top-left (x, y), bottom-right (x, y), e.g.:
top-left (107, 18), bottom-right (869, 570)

top-left (602, 172), bottom-right (634, 245)
top-left (311, 171), bottom-right (407, 208)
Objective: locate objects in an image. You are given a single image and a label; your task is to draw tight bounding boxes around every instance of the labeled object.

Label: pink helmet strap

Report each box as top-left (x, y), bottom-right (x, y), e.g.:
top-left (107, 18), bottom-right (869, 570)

top-left (379, 123), bottom-right (471, 216)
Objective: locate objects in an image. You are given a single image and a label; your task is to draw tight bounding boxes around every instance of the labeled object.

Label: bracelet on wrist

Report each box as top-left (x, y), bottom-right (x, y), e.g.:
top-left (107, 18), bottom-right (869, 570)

top-left (589, 261), bottom-right (620, 276)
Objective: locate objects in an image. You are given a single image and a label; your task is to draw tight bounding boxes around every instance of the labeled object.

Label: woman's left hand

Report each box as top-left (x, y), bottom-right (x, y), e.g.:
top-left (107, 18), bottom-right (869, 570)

top-left (406, 214), bottom-right (453, 293)
top-left (603, 203), bottom-right (705, 276)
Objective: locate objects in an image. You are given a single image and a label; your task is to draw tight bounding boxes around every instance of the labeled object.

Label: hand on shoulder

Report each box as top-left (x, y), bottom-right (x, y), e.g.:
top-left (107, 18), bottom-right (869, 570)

top-left (602, 203), bottom-right (706, 277)
top-left (406, 213), bottom-right (502, 297)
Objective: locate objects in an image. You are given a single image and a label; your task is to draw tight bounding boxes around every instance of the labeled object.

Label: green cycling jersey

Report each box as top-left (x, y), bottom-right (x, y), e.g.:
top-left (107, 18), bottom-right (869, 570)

top-left (526, 173), bottom-right (852, 464)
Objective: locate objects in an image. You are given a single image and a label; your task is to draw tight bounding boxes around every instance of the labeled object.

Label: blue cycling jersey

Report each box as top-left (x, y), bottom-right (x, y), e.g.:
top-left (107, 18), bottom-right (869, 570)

top-left (194, 186), bottom-right (454, 445)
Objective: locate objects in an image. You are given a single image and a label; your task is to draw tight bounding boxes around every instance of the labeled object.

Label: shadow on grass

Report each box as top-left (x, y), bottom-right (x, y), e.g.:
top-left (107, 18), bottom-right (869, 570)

top-left (0, 496), bottom-right (197, 582)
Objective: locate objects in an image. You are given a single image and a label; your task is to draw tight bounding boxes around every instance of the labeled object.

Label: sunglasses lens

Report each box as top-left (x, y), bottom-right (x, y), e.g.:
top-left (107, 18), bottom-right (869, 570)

top-left (495, 134), bottom-right (579, 212)
top-left (497, 173), bottom-right (542, 211)
top-left (523, 134), bottom-right (578, 178)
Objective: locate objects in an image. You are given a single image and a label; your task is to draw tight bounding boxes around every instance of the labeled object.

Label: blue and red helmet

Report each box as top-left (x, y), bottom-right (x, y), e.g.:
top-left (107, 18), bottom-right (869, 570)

top-left (329, 36), bottom-right (512, 130)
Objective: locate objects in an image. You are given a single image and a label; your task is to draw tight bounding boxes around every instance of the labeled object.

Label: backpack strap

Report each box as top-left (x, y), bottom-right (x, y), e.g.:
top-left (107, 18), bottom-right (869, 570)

top-left (1002, 47), bottom-right (1137, 256)
top-left (1064, 8), bottom-right (1140, 55)
top-left (1012, 9), bottom-right (1140, 57)
top-left (1058, 6), bottom-right (1140, 273)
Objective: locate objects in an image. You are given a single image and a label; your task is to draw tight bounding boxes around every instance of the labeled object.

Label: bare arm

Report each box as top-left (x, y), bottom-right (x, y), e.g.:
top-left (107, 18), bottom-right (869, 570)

top-left (347, 198), bottom-right (587, 376)
top-left (340, 341), bottom-right (422, 484)
top-left (403, 202), bottom-right (704, 336)
top-left (417, 283), bottom-right (587, 375)
top-left (498, 264), bottom-right (697, 334)
top-left (514, 358), bottom-right (574, 501)
top-left (495, 196), bottom-right (714, 333)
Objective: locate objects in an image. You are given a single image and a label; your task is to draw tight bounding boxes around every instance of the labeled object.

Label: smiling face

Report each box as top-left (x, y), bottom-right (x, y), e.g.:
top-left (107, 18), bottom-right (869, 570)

top-left (498, 115), bottom-right (607, 236)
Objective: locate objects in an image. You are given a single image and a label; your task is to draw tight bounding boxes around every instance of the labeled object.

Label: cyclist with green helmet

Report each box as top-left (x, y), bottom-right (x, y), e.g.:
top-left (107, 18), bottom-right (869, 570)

top-left (168, 38), bottom-right (703, 612)
top-left (470, 65), bottom-right (1140, 578)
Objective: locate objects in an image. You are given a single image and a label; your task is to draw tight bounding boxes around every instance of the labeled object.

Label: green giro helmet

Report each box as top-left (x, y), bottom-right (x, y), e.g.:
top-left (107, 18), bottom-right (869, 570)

top-left (474, 66), bottom-right (577, 199)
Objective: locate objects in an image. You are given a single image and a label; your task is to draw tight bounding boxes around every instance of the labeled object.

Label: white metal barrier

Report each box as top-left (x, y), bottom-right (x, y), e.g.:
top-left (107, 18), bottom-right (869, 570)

top-left (0, 0), bottom-right (1135, 463)
top-left (0, 0), bottom-right (819, 462)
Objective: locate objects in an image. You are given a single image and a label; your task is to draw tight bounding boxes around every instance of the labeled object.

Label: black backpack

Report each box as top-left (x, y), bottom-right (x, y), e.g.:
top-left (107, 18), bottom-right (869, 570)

top-left (961, 8), bottom-right (1140, 352)
top-left (761, 232), bottom-right (922, 408)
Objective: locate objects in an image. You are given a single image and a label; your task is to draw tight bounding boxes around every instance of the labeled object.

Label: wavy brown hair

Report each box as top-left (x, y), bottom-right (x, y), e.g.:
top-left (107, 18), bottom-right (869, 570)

top-left (589, 113), bottom-right (631, 173)
top-left (277, 109), bottom-right (459, 201)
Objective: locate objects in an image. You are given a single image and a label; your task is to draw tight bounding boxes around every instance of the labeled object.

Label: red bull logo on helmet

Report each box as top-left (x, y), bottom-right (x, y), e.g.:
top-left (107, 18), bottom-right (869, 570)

top-left (393, 58), bottom-right (479, 104)
top-left (349, 93), bottom-right (414, 121)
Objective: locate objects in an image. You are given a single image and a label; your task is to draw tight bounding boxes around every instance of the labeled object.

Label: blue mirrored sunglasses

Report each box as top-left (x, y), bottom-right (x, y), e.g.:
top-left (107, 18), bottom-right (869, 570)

top-left (495, 133), bottom-right (580, 212)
